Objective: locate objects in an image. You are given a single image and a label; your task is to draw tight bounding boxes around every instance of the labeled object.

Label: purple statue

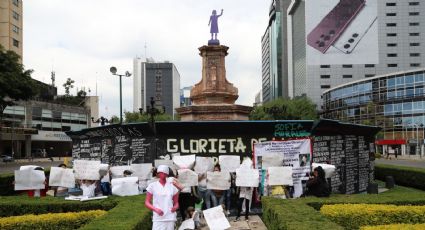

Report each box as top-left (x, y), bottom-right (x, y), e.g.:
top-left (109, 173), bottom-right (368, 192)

top-left (208, 9), bottom-right (223, 42)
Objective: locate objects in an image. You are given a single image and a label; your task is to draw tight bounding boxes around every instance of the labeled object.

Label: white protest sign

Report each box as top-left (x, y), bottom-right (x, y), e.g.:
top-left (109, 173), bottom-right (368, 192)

top-left (173, 154), bottom-right (196, 169)
top-left (312, 163), bottom-right (336, 179)
top-left (73, 160), bottom-right (101, 180)
top-left (20, 165), bottom-right (43, 171)
top-left (154, 159), bottom-right (176, 175)
top-left (236, 167), bottom-right (259, 187)
top-left (194, 157), bottom-right (214, 173)
top-left (131, 163), bottom-right (153, 179)
top-left (219, 155), bottom-right (240, 172)
top-left (111, 177), bottom-right (139, 196)
top-left (207, 171), bottom-right (230, 190)
top-left (49, 167), bottom-right (76, 188)
top-left (178, 219), bottom-right (195, 230)
top-left (177, 169), bottom-right (198, 187)
top-left (14, 170), bottom-right (45, 190)
top-left (268, 167), bottom-right (293, 186)
top-left (203, 205), bottom-right (231, 230)
top-left (110, 165), bottom-right (131, 179)
top-left (262, 154), bottom-right (284, 169)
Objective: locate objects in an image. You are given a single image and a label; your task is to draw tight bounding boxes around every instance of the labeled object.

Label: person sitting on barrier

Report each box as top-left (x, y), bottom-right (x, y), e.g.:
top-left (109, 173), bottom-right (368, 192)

top-left (305, 166), bottom-right (330, 197)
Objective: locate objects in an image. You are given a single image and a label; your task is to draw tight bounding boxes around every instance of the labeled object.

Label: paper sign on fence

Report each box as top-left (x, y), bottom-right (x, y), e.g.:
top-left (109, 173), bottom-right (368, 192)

top-left (177, 169), bottom-right (198, 187)
top-left (268, 167), bottom-right (293, 186)
top-left (219, 155), bottom-right (240, 172)
top-left (49, 167), bottom-right (75, 188)
top-left (203, 205), bottom-right (231, 230)
top-left (207, 171), bottom-right (230, 190)
top-left (111, 177), bottom-right (139, 196)
top-left (173, 154), bottom-right (196, 169)
top-left (110, 165), bottom-right (131, 179)
top-left (236, 167), bottom-right (259, 187)
top-left (312, 163), bottom-right (336, 178)
top-left (14, 170), bottom-right (46, 190)
top-left (194, 157), bottom-right (214, 173)
top-left (131, 163), bottom-right (153, 179)
top-left (73, 160), bottom-right (101, 180)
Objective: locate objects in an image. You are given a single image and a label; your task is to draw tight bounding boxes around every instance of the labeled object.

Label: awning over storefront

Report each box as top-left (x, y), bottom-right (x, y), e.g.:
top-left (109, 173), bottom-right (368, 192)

top-left (375, 139), bottom-right (406, 145)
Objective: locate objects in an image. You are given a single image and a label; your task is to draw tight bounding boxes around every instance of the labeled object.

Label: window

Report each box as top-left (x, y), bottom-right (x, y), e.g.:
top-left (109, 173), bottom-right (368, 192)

top-left (365, 64), bottom-right (375, 68)
top-left (12, 39), bottom-right (19, 48)
top-left (320, 65), bottom-right (330, 68)
top-left (12, 11), bottom-right (19, 20)
top-left (410, 33), bottom-right (420, 36)
top-left (321, 85), bottom-right (331, 89)
top-left (409, 12), bottom-right (419, 16)
top-left (387, 53), bottom-right (397, 57)
top-left (386, 23), bottom-right (397, 27)
top-left (387, 33), bottom-right (397, 37)
top-left (12, 0), bottom-right (19, 7)
top-left (387, 43), bottom-right (397, 47)
top-left (411, 63), bottom-right (421, 67)
top-left (386, 2), bottom-right (396, 6)
top-left (343, 75), bottom-right (353, 78)
top-left (365, 74), bottom-right (375, 78)
top-left (320, 75), bottom-right (330, 79)
top-left (410, 53), bottom-right (420, 57)
top-left (410, 43), bottom-right (420, 46)
top-left (388, 64), bottom-right (398, 67)
top-left (409, 22), bottom-right (420, 26)
top-left (386, 13), bottom-right (397, 16)
top-left (12, 25), bottom-right (19, 34)
top-left (342, 64), bottom-right (352, 68)
top-left (409, 2), bottom-right (419, 6)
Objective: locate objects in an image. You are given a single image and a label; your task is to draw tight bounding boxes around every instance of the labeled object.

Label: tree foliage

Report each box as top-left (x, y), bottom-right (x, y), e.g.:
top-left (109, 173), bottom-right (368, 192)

top-left (0, 45), bottom-right (36, 112)
top-left (63, 78), bottom-right (75, 96)
top-left (124, 111), bottom-right (174, 123)
top-left (249, 96), bottom-right (318, 120)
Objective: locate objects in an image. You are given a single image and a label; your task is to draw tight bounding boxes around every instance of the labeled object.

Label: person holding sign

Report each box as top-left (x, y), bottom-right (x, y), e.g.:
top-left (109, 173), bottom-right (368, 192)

top-left (145, 165), bottom-right (180, 230)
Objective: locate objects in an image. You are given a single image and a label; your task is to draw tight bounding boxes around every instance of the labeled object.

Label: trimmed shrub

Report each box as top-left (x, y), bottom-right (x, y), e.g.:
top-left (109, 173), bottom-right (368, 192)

top-left (321, 204), bottom-right (425, 229)
top-left (0, 210), bottom-right (106, 230)
top-left (0, 173), bottom-right (15, 196)
top-left (375, 164), bottom-right (425, 191)
top-left (361, 223), bottom-right (425, 230)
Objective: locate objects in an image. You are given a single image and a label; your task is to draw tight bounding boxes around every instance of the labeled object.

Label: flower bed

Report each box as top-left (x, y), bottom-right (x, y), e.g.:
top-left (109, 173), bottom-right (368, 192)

top-left (361, 223), bottom-right (425, 230)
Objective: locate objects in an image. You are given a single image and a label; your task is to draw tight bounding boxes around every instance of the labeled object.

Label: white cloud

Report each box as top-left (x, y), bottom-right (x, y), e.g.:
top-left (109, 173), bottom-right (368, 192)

top-left (24, 0), bottom-right (270, 117)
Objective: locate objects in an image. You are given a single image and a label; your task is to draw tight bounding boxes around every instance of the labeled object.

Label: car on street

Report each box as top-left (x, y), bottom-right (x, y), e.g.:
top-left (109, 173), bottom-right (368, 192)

top-left (1, 155), bottom-right (14, 162)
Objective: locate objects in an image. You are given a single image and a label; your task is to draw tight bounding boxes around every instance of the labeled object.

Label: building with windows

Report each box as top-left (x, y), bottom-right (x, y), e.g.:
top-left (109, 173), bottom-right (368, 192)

top-left (321, 68), bottom-right (425, 157)
top-left (0, 80), bottom-right (98, 158)
top-left (180, 86), bottom-right (192, 107)
top-left (262, 0), bottom-right (425, 109)
top-left (133, 57), bottom-right (181, 118)
top-left (0, 0), bottom-right (23, 61)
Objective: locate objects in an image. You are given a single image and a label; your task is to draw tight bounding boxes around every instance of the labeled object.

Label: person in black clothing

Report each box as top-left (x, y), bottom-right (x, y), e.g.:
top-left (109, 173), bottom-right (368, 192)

top-left (305, 166), bottom-right (330, 197)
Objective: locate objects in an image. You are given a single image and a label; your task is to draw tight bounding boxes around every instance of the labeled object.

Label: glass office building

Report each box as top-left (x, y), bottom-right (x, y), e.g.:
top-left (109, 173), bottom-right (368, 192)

top-left (321, 69), bottom-right (425, 157)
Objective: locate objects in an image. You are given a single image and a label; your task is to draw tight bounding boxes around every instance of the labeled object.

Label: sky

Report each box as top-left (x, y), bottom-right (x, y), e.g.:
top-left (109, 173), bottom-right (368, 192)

top-left (23, 0), bottom-right (270, 118)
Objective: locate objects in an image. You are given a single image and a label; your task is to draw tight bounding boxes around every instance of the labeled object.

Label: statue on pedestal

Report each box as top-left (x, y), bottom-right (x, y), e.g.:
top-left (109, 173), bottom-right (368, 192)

top-left (208, 9), bottom-right (223, 45)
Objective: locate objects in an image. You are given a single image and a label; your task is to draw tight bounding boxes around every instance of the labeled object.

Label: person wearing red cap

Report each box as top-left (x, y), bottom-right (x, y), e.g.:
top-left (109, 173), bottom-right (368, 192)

top-left (145, 165), bottom-right (179, 230)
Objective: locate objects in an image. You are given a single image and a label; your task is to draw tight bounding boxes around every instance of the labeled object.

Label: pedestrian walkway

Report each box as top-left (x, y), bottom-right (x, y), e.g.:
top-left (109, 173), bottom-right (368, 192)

top-left (195, 215), bottom-right (267, 230)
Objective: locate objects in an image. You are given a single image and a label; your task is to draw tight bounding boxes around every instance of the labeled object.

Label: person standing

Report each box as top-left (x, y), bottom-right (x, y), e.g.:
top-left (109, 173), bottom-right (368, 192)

top-left (145, 165), bottom-right (179, 230)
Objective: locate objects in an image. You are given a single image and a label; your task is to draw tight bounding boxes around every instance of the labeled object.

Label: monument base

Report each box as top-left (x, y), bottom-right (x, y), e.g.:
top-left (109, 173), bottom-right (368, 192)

top-left (208, 39), bottom-right (220, 45)
top-left (176, 104), bottom-right (252, 121)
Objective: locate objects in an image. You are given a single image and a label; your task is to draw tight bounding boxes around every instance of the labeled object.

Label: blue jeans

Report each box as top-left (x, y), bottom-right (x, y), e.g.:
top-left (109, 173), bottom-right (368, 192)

top-left (209, 191), bottom-right (225, 207)
top-left (198, 187), bottom-right (213, 209)
top-left (224, 189), bottom-right (232, 210)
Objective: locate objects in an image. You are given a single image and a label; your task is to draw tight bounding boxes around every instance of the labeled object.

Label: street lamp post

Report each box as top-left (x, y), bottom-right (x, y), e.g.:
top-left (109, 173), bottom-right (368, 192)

top-left (139, 97), bottom-right (165, 135)
top-left (109, 67), bottom-right (131, 124)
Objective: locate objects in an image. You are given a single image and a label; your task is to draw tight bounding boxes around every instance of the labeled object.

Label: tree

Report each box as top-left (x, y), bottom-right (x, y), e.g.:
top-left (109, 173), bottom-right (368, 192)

top-left (109, 115), bottom-right (120, 124)
top-left (124, 111), bottom-right (174, 123)
top-left (63, 78), bottom-right (75, 96)
top-left (250, 96), bottom-right (318, 120)
top-left (0, 45), bottom-right (36, 119)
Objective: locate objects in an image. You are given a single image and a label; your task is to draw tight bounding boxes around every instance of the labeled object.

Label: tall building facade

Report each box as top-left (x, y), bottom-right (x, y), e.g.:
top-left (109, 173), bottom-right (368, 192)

top-left (0, 0), bottom-right (23, 61)
top-left (180, 86), bottom-right (192, 107)
top-left (266, 0), bottom-right (425, 110)
top-left (133, 58), bottom-right (181, 117)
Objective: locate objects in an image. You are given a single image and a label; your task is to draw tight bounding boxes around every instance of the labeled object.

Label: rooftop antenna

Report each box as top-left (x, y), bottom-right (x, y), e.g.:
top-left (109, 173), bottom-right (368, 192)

top-left (51, 71), bottom-right (56, 87)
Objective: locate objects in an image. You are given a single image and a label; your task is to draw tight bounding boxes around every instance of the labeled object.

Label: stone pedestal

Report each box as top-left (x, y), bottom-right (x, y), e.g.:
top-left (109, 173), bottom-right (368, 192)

top-left (176, 45), bottom-right (252, 121)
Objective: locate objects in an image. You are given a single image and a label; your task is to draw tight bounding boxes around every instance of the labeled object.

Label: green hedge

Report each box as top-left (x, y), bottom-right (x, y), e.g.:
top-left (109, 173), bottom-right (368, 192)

top-left (375, 164), bottom-right (425, 190)
top-left (0, 173), bottom-right (15, 196)
top-left (0, 196), bottom-right (117, 217)
top-left (80, 195), bottom-right (152, 230)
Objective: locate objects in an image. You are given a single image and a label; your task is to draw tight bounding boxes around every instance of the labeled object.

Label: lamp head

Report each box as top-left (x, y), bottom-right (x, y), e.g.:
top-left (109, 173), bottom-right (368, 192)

top-left (110, 66), bottom-right (117, 75)
top-left (125, 71), bottom-right (132, 77)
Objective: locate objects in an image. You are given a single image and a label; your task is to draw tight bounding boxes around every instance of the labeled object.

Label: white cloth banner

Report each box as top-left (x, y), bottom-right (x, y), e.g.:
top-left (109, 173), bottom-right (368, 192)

top-left (110, 166), bottom-right (131, 179)
top-left (49, 167), bottom-right (75, 188)
top-left (173, 154), bottom-right (196, 169)
top-left (177, 169), bottom-right (198, 187)
top-left (131, 163), bottom-right (153, 179)
top-left (268, 167), bottom-right (293, 186)
top-left (312, 163), bottom-right (336, 179)
top-left (14, 170), bottom-right (45, 190)
top-left (207, 171), bottom-right (230, 190)
top-left (111, 177), bottom-right (139, 196)
top-left (236, 167), bottom-right (259, 187)
top-left (194, 157), bottom-right (214, 173)
top-left (203, 205), bottom-right (231, 230)
top-left (219, 155), bottom-right (240, 172)
top-left (73, 160), bottom-right (101, 180)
